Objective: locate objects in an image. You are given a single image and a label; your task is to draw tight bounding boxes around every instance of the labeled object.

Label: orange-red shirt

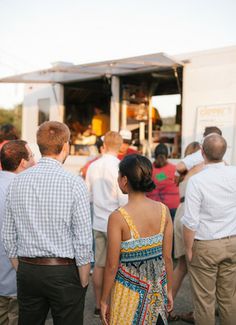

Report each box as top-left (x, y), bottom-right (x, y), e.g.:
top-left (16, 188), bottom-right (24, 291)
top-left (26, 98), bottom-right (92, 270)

top-left (147, 162), bottom-right (180, 209)
top-left (117, 147), bottom-right (138, 161)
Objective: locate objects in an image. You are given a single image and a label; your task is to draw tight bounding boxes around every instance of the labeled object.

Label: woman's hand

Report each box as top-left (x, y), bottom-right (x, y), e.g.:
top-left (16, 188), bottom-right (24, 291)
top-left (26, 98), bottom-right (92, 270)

top-left (100, 300), bottom-right (109, 325)
top-left (167, 291), bottom-right (173, 313)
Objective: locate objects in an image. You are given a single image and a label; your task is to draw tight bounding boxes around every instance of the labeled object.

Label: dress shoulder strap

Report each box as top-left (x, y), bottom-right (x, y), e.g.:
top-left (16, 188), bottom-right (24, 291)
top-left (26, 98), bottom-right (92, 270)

top-left (159, 203), bottom-right (167, 234)
top-left (118, 207), bottom-right (140, 239)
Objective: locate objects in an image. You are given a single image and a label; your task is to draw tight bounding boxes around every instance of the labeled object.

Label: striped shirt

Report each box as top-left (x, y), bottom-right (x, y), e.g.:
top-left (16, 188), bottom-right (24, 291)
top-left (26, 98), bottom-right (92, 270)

top-left (2, 157), bottom-right (93, 266)
top-left (0, 171), bottom-right (17, 296)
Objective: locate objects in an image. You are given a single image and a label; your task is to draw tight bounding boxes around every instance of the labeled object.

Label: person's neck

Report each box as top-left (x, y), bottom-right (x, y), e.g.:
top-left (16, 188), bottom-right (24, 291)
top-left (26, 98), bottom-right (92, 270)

top-left (43, 155), bottom-right (63, 163)
top-left (128, 191), bottom-right (146, 203)
top-left (204, 159), bottom-right (223, 165)
top-left (104, 151), bottom-right (118, 157)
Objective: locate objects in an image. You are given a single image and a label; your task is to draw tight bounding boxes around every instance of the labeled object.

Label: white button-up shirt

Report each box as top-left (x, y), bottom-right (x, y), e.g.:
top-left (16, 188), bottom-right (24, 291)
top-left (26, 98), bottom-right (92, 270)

top-left (182, 162), bottom-right (236, 240)
top-left (86, 153), bottom-right (128, 232)
top-left (182, 149), bottom-right (203, 171)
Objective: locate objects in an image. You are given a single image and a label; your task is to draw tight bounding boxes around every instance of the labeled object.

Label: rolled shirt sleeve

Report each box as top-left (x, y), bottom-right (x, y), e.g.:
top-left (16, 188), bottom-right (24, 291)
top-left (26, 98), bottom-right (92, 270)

top-left (2, 188), bottom-right (18, 258)
top-left (181, 178), bottom-right (202, 231)
top-left (72, 178), bottom-right (94, 266)
top-left (182, 150), bottom-right (203, 171)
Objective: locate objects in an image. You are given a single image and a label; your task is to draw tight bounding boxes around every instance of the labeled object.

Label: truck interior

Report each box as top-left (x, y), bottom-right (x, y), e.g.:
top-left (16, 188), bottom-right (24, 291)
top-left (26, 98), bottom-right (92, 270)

top-left (0, 52), bottom-right (183, 157)
top-left (63, 66), bottom-right (183, 157)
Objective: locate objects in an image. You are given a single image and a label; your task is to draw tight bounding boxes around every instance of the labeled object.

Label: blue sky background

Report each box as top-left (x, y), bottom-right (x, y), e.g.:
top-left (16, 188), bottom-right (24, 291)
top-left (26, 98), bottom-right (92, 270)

top-left (0, 0), bottom-right (236, 107)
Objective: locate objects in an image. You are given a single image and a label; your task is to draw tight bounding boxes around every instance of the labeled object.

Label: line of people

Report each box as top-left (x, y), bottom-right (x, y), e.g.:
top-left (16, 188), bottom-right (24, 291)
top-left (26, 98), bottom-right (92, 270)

top-left (0, 121), bottom-right (236, 325)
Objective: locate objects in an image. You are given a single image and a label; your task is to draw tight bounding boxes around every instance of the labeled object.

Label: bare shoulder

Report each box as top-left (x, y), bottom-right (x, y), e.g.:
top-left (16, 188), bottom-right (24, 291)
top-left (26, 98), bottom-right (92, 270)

top-left (108, 209), bottom-right (123, 225)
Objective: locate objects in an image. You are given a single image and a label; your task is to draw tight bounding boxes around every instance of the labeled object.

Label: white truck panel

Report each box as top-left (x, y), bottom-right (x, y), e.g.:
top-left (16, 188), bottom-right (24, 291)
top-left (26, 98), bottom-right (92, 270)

top-left (181, 47), bottom-right (236, 163)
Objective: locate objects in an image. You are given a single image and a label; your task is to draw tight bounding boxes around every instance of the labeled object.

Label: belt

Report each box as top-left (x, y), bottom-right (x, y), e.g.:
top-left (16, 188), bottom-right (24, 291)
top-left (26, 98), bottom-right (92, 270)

top-left (195, 234), bottom-right (236, 241)
top-left (19, 257), bottom-right (75, 266)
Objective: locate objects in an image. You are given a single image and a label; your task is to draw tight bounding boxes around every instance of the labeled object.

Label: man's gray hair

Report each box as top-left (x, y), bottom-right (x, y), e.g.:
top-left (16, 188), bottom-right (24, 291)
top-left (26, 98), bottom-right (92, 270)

top-left (202, 134), bottom-right (227, 162)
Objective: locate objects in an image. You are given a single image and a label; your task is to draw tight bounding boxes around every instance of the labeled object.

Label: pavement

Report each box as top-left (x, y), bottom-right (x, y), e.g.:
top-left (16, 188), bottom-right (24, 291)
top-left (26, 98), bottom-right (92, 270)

top-left (45, 273), bottom-right (199, 325)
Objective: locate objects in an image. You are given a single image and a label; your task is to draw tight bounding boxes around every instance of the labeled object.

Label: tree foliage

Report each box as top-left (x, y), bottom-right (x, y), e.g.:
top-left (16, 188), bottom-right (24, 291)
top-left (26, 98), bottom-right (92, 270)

top-left (0, 104), bottom-right (22, 137)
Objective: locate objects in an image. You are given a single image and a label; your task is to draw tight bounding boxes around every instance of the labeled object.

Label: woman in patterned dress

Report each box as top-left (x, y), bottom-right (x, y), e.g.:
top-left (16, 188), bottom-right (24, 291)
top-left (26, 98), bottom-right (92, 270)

top-left (101, 154), bottom-right (173, 324)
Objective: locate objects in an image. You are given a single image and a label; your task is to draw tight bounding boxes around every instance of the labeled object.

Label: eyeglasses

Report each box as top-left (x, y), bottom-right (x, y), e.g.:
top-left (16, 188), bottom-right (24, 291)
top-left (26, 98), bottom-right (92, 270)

top-left (28, 153), bottom-right (35, 159)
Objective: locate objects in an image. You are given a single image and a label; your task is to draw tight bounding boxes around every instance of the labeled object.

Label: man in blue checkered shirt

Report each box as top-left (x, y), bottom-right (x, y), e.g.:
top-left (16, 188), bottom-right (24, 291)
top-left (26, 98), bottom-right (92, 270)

top-left (2, 121), bottom-right (93, 325)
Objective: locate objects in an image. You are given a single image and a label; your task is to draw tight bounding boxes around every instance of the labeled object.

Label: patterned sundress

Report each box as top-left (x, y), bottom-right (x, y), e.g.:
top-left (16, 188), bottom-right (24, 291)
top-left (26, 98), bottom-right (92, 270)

top-left (109, 204), bottom-right (168, 325)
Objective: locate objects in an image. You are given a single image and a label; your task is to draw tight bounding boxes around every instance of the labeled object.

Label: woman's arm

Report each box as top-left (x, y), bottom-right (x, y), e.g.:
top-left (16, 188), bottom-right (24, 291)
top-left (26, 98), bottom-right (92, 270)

top-left (162, 210), bottom-right (174, 312)
top-left (101, 211), bottom-right (122, 324)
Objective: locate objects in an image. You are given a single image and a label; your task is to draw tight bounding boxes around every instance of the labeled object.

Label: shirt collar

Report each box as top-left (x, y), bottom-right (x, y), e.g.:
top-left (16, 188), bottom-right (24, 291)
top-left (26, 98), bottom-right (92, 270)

top-left (0, 170), bottom-right (16, 178)
top-left (102, 153), bottom-right (117, 158)
top-left (38, 157), bottom-right (62, 167)
top-left (204, 161), bottom-right (225, 169)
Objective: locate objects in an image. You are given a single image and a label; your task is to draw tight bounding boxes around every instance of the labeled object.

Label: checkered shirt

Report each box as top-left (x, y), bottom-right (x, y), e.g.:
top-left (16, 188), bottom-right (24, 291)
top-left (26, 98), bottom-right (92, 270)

top-left (2, 157), bottom-right (93, 266)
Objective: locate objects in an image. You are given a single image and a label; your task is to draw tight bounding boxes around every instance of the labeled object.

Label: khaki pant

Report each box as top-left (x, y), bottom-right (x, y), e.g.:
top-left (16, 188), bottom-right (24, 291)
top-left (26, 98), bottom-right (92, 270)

top-left (93, 230), bottom-right (107, 267)
top-left (0, 296), bottom-right (18, 325)
top-left (189, 236), bottom-right (236, 325)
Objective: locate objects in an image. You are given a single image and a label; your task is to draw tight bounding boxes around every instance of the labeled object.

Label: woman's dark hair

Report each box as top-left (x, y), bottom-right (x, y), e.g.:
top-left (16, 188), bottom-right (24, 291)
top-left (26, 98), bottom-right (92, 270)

top-left (154, 143), bottom-right (168, 158)
top-left (119, 154), bottom-right (155, 192)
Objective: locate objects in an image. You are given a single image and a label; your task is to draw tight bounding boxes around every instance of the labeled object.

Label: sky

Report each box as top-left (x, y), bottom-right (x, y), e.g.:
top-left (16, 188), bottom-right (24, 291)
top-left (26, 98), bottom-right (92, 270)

top-left (0, 0), bottom-right (236, 108)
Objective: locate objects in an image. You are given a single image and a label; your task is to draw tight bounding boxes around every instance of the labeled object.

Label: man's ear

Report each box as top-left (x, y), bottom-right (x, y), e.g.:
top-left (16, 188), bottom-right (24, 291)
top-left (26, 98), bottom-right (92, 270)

top-left (18, 158), bottom-right (26, 171)
top-left (201, 147), bottom-right (206, 161)
top-left (62, 142), bottom-right (69, 154)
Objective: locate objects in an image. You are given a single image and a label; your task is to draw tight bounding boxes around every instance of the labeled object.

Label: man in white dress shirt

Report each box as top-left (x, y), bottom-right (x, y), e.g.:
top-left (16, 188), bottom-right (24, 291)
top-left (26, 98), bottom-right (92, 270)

top-left (86, 131), bottom-right (128, 316)
top-left (182, 134), bottom-right (236, 325)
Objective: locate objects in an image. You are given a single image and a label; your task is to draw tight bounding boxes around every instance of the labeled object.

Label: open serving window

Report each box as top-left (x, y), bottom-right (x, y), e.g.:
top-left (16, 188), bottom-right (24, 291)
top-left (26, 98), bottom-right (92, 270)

top-left (0, 52), bottom-right (183, 158)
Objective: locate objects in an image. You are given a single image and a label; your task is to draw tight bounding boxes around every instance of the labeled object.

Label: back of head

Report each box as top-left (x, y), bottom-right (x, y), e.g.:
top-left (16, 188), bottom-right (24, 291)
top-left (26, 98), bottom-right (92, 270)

top-left (202, 134), bottom-right (227, 162)
top-left (1, 140), bottom-right (28, 171)
top-left (184, 141), bottom-right (201, 157)
top-left (37, 121), bottom-right (70, 156)
top-left (0, 123), bottom-right (18, 142)
top-left (94, 106), bottom-right (104, 115)
top-left (154, 143), bottom-right (168, 158)
top-left (203, 126), bottom-right (222, 137)
top-left (104, 131), bottom-right (122, 153)
top-left (119, 154), bottom-right (155, 192)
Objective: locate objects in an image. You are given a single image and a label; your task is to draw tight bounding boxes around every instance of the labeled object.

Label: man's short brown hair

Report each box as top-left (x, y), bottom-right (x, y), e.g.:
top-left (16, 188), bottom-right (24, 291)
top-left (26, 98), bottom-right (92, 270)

top-left (37, 121), bottom-right (70, 156)
top-left (104, 131), bottom-right (122, 152)
top-left (202, 134), bottom-right (227, 162)
top-left (1, 140), bottom-right (29, 171)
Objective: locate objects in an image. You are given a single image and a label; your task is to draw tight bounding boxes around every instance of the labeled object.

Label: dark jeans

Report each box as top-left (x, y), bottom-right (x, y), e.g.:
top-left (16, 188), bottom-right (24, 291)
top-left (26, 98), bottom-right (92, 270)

top-left (169, 208), bottom-right (177, 221)
top-left (17, 261), bottom-right (87, 325)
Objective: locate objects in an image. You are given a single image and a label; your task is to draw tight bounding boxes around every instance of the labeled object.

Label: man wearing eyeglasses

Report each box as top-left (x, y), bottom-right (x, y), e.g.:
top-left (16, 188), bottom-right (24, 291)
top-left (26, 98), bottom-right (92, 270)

top-left (0, 140), bottom-right (35, 325)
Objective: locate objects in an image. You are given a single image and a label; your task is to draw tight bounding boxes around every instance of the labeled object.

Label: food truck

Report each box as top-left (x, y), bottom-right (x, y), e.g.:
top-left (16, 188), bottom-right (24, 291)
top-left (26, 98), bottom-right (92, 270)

top-left (1, 45), bottom-right (236, 173)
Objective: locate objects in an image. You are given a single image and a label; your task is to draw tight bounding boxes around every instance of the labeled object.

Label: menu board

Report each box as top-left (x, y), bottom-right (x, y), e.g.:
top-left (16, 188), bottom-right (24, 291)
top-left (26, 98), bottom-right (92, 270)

top-left (195, 103), bottom-right (236, 163)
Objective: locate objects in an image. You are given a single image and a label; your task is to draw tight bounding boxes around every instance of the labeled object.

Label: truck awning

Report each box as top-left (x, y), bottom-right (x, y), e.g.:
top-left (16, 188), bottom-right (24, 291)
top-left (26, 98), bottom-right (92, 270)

top-left (0, 53), bottom-right (182, 84)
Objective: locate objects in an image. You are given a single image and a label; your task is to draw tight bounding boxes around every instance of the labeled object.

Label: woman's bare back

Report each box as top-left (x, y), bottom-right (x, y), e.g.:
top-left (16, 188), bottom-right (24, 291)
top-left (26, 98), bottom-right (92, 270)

top-left (120, 197), bottom-right (166, 241)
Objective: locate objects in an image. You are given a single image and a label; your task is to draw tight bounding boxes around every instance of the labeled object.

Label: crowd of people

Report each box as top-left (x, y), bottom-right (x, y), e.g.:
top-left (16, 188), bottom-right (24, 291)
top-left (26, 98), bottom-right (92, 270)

top-left (0, 121), bottom-right (236, 325)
